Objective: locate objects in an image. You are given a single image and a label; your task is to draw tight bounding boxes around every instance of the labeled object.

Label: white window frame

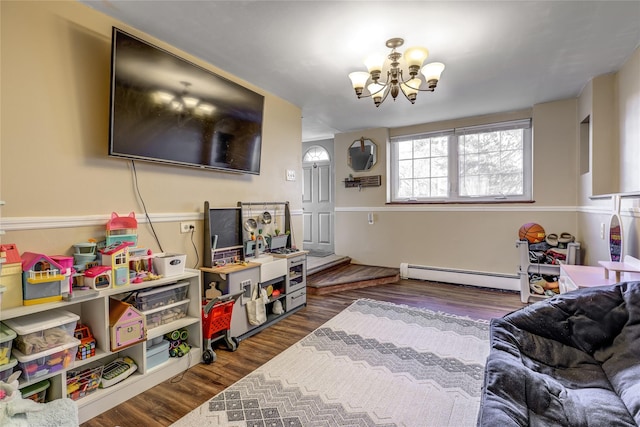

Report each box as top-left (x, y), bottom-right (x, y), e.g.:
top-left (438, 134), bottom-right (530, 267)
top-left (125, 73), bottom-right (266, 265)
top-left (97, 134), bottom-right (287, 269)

top-left (389, 119), bottom-right (532, 203)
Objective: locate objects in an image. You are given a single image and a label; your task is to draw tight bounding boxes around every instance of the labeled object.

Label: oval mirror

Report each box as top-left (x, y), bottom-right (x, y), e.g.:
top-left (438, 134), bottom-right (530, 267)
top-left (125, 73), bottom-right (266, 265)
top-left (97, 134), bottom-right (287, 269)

top-left (348, 137), bottom-right (376, 171)
top-left (609, 213), bottom-right (623, 262)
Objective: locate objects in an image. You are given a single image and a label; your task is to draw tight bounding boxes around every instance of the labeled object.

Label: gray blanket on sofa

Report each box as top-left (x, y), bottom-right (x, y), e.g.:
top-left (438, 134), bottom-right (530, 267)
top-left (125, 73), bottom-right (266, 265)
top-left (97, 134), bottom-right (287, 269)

top-left (478, 281), bottom-right (640, 426)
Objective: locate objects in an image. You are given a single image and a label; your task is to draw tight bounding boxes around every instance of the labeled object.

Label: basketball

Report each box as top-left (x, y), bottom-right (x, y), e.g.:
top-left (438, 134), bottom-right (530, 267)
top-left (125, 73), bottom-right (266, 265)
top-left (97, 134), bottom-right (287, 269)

top-left (519, 223), bottom-right (546, 243)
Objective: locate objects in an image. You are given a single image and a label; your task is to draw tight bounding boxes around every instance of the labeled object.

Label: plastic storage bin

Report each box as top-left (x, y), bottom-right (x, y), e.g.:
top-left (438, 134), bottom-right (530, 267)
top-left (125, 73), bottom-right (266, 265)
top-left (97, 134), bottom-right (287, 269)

top-left (21, 379), bottom-right (50, 403)
top-left (0, 322), bottom-right (17, 365)
top-left (143, 300), bottom-right (190, 329)
top-left (0, 358), bottom-right (17, 382)
top-left (146, 339), bottom-right (170, 369)
top-left (134, 282), bottom-right (189, 311)
top-left (66, 363), bottom-right (104, 401)
top-left (13, 337), bottom-right (80, 382)
top-left (153, 254), bottom-right (186, 277)
top-left (4, 309), bottom-right (79, 355)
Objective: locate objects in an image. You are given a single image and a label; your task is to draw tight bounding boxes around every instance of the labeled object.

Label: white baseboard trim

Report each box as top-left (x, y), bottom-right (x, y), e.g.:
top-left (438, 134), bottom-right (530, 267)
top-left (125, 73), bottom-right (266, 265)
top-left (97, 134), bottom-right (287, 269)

top-left (399, 263), bottom-right (519, 292)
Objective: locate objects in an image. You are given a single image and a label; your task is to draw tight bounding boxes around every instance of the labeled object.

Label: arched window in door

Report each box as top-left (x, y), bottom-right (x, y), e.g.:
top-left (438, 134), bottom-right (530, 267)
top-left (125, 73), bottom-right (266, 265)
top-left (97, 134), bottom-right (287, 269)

top-left (303, 146), bottom-right (330, 163)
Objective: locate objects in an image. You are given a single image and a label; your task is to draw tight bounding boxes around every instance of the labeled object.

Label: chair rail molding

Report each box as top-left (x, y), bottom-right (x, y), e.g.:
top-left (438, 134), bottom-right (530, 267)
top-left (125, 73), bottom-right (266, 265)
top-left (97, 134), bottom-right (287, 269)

top-left (2, 209), bottom-right (305, 231)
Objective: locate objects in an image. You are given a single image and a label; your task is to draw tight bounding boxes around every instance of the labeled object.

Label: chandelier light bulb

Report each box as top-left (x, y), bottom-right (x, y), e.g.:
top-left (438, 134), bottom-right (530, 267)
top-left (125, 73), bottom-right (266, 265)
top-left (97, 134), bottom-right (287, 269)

top-left (152, 91), bottom-right (174, 104)
top-left (195, 103), bottom-right (215, 115)
top-left (170, 99), bottom-right (184, 112)
top-left (182, 96), bottom-right (199, 109)
top-left (401, 78), bottom-right (422, 99)
top-left (364, 53), bottom-right (386, 74)
top-left (404, 47), bottom-right (429, 75)
top-left (348, 38), bottom-right (445, 107)
top-left (368, 83), bottom-right (386, 107)
top-left (349, 71), bottom-right (371, 97)
top-left (422, 62), bottom-right (446, 86)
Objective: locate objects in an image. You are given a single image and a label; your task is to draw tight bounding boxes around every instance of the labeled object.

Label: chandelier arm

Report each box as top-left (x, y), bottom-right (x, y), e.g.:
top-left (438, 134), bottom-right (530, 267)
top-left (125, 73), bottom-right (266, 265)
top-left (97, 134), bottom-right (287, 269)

top-left (399, 84), bottom-right (413, 102)
top-left (398, 75), bottom-right (436, 92)
top-left (378, 85), bottom-right (391, 105)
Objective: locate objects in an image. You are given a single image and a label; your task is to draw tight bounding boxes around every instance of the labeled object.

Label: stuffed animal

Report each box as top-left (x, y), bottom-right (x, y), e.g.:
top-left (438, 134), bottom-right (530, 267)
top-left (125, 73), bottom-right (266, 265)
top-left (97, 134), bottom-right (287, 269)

top-left (0, 371), bottom-right (44, 425)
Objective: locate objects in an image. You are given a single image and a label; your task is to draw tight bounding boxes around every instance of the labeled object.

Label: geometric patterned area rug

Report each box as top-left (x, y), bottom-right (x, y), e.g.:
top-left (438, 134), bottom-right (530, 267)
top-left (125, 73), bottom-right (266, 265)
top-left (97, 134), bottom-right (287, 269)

top-left (172, 299), bottom-right (490, 427)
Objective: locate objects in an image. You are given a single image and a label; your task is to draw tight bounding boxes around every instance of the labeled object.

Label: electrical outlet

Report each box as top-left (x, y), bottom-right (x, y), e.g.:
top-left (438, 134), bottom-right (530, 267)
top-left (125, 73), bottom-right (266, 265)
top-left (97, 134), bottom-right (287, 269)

top-left (286, 169), bottom-right (296, 181)
top-left (180, 221), bottom-right (196, 234)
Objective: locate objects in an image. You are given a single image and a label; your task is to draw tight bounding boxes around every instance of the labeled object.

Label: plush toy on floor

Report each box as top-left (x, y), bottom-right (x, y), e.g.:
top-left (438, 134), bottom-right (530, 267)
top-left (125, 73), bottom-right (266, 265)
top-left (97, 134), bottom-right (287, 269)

top-left (0, 371), bottom-right (78, 426)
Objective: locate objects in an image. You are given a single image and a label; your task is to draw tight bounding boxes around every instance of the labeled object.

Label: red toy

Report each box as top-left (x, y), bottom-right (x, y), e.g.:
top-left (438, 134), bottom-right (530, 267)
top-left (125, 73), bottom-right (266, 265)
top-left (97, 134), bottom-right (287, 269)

top-left (74, 324), bottom-right (96, 360)
top-left (201, 293), bottom-right (242, 364)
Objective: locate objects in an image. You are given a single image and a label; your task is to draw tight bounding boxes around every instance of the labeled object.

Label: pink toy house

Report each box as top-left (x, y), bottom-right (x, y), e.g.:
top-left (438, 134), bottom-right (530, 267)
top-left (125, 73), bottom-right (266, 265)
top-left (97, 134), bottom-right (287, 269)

top-left (83, 266), bottom-right (112, 290)
top-left (109, 298), bottom-right (146, 351)
top-left (51, 255), bottom-right (74, 296)
top-left (100, 241), bottom-right (134, 288)
top-left (21, 252), bottom-right (66, 305)
top-left (106, 212), bottom-right (138, 246)
top-left (0, 244), bottom-right (22, 309)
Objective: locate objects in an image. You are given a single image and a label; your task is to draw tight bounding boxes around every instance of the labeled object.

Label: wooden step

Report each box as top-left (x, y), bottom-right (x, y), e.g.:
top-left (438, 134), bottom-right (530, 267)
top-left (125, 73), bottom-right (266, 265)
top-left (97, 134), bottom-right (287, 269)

top-left (306, 256), bottom-right (351, 276)
top-left (307, 263), bottom-right (400, 295)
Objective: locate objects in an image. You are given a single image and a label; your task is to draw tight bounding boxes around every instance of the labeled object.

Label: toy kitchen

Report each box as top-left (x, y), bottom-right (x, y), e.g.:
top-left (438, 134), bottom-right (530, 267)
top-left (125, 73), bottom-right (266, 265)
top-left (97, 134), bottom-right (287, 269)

top-left (201, 201), bottom-right (307, 341)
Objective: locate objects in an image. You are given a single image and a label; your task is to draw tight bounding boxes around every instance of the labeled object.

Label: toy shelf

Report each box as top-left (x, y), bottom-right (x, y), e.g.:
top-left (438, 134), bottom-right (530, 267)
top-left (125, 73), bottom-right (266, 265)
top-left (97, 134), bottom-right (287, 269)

top-left (516, 240), bottom-right (581, 303)
top-left (1, 269), bottom-right (202, 424)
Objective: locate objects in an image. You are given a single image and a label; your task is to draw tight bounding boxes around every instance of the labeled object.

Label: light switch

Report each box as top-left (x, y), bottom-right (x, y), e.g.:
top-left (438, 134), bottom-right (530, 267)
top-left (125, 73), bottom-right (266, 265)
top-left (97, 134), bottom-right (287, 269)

top-left (286, 169), bottom-right (296, 181)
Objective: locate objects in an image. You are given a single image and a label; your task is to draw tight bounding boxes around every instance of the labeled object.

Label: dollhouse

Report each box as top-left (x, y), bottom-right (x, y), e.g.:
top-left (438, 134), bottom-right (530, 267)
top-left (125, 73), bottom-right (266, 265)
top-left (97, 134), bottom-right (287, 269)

top-left (105, 212), bottom-right (138, 246)
top-left (21, 252), bottom-right (67, 305)
top-left (0, 243), bottom-right (22, 309)
top-left (109, 298), bottom-right (146, 351)
top-left (100, 241), bottom-right (134, 287)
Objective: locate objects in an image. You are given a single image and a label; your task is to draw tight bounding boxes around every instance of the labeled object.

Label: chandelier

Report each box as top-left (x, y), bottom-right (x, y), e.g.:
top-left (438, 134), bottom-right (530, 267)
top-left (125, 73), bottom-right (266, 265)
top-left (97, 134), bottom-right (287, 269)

top-left (152, 81), bottom-right (215, 116)
top-left (348, 38), bottom-right (445, 107)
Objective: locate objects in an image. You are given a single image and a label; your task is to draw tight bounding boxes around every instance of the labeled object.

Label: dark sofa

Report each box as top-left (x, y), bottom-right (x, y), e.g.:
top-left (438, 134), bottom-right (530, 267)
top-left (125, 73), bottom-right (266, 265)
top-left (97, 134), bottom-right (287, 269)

top-left (478, 281), bottom-right (640, 426)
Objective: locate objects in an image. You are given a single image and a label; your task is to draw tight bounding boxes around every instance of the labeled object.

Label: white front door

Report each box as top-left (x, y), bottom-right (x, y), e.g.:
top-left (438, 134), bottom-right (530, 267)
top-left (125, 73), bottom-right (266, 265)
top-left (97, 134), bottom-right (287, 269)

top-left (302, 140), bottom-right (334, 254)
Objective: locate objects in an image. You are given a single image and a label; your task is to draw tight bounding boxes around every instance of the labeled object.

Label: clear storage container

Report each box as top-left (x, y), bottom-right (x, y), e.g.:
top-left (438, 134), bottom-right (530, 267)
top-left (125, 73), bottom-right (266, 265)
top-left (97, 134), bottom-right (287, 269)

top-left (12, 337), bottom-right (80, 382)
top-left (0, 358), bottom-right (17, 382)
top-left (4, 309), bottom-right (79, 355)
top-left (21, 379), bottom-right (50, 403)
top-left (143, 299), bottom-right (190, 329)
top-left (0, 322), bottom-right (17, 365)
top-left (134, 282), bottom-right (189, 311)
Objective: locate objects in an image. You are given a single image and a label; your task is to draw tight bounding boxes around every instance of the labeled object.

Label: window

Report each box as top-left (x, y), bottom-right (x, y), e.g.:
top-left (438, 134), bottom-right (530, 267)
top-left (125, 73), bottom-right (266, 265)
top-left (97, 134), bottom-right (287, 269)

top-left (303, 146), bottom-right (330, 163)
top-left (390, 119), bottom-right (532, 202)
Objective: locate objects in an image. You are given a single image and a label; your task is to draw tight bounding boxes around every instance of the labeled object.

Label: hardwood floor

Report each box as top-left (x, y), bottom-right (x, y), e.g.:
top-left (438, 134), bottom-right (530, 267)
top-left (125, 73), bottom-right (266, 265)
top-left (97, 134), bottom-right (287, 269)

top-left (80, 279), bottom-right (524, 427)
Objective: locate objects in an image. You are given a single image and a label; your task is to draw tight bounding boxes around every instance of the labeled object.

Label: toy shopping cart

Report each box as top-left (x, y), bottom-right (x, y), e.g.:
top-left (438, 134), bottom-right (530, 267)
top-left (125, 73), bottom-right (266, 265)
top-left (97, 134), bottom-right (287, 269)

top-left (201, 292), bottom-right (242, 364)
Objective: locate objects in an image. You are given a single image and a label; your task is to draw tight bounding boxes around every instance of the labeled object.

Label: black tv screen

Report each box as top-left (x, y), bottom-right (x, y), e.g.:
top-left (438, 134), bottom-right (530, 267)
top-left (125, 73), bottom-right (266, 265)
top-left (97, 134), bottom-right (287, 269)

top-left (109, 28), bottom-right (264, 174)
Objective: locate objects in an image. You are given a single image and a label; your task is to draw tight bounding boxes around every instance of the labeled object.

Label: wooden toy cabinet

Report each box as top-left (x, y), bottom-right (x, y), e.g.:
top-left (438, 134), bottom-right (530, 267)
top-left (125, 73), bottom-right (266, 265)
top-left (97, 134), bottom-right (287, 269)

top-left (0, 270), bottom-right (202, 424)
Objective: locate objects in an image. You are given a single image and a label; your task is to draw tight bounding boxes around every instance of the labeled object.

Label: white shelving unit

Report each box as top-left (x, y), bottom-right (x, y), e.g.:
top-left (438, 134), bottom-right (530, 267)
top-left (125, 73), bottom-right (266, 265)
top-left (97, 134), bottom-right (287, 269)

top-left (517, 240), bottom-right (581, 303)
top-left (0, 269), bottom-right (202, 424)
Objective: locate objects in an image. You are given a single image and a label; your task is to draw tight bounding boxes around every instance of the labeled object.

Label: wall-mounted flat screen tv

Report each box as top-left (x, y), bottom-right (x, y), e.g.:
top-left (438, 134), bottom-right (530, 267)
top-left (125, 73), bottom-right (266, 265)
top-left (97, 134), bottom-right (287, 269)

top-left (109, 28), bottom-right (264, 174)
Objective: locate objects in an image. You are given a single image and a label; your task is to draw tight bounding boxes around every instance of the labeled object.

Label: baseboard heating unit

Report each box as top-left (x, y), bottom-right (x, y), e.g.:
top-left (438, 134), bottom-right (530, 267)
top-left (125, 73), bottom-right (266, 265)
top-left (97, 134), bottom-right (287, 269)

top-left (399, 263), bottom-right (519, 291)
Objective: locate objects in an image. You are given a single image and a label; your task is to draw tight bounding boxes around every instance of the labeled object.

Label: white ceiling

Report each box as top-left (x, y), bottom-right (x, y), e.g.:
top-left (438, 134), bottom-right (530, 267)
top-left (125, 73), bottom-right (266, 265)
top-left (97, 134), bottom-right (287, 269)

top-left (81, 1), bottom-right (640, 142)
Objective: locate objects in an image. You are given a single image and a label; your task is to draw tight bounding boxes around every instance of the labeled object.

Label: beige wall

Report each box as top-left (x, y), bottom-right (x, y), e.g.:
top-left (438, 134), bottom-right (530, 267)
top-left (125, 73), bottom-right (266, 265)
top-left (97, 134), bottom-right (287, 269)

top-left (334, 105), bottom-right (579, 274)
top-left (0, 1), bottom-right (302, 264)
top-left (578, 47), bottom-right (640, 265)
top-left (617, 48), bottom-right (640, 194)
